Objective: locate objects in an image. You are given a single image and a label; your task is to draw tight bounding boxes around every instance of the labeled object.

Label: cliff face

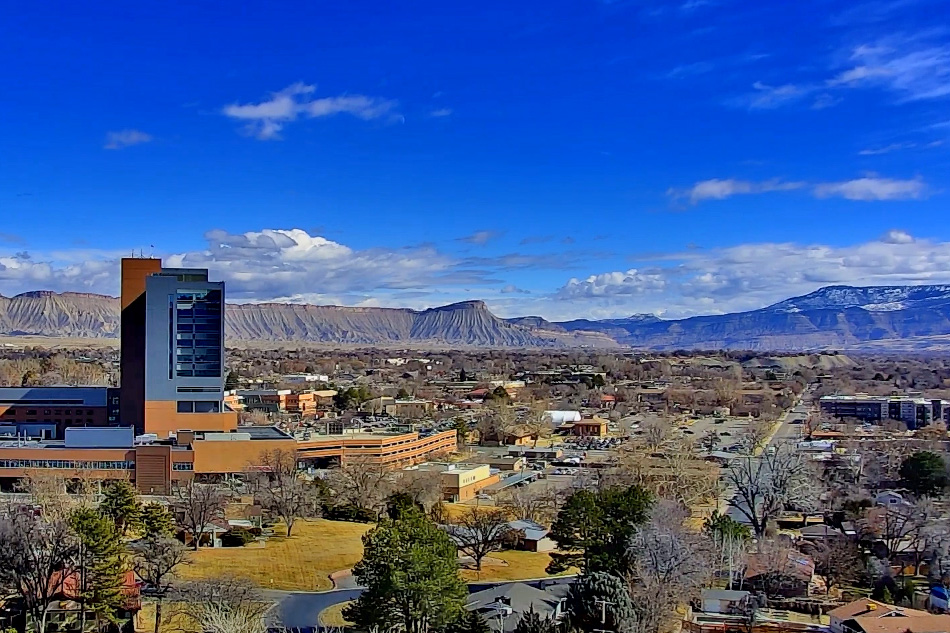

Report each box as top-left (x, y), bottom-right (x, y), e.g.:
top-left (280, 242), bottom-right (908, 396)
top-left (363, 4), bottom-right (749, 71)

top-left (6, 284), bottom-right (950, 350)
top-left (0, 292), bottom-right (120, 338)
top-left (0, 294), bottom-right (578, 347)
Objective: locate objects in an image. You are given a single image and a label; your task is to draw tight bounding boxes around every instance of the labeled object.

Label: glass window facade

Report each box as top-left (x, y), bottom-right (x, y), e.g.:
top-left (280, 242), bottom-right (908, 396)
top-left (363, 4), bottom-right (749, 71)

top-left (171, 289), bottom-right (222, 378)
top-left (0, 459), bottom-right (135, 470)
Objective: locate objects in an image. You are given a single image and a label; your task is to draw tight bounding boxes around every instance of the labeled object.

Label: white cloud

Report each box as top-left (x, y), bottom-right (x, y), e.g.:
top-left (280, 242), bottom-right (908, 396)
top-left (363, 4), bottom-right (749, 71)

top-left (858, 142), bottom-right (917, 155)
top-left (554, 231), bottom-right (950, 318)
top-left (667, 178), bottom-right (804, 204)
top-left (222, 83), bottom-right (398, 140)
top-left (737, 31), bottom-right (950, 112)
top-left (103, 129), bottom-right (152, 150)
top-left (880, 229), bottom-right (915, 244)
top-left (168, 228), bottom-right (458, 299)
top-left (458, 230), bottom-right (503, 245)
top-left (671, 175), bottom-right (927, 204)
top-left (813, 176), bottom-right (926, 200)
top-left (743, 81), bottom-right (811, 109)
top-left (830, 35), bottom-right (950, 100)
top-left (429, 108), bottom-right (453, 117)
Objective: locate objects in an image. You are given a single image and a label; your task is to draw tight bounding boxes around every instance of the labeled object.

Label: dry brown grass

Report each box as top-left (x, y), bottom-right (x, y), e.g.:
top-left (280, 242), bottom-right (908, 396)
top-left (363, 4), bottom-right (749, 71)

top-left (319, 602), bottom-right (356, 628)
top-left (459, 550), bottom-right (574, 583)
top-left (175, 519), bottom-right (371, 591)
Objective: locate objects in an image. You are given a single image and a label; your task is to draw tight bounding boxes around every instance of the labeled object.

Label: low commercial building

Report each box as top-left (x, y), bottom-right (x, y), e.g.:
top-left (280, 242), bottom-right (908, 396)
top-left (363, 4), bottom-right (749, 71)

top-left (0, 386), bottom-right (120, 439)
top-left (566, 416), bottom-right (609, 437)
top-left (281, 373), bottom-right (329, 384)
top-left (386, 399), bottom-right (434, 419)
top-left (237, 389), bottom-right (321, 416)
top-left (416, 462), bottom-right (500, 501)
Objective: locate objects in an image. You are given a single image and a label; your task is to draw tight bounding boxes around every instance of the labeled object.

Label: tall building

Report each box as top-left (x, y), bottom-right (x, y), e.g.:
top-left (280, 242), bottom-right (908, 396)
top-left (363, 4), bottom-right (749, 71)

top-left (120, 258), bottom-right (235, 438)
top-left (0, 258), bottom-right (457, 493)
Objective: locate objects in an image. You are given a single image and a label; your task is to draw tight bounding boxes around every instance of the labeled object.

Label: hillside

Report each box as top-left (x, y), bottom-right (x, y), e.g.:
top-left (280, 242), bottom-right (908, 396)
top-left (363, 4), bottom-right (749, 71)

top-left (0, 293), bottom-right (607, 348)
top-left (6, 284), bottom-right (950, 350)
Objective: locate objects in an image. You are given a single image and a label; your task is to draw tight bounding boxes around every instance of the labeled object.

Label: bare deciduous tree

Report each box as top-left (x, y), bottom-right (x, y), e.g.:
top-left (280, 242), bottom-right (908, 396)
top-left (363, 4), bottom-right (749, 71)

top-left (628, 501), bottom-right (713, 633)
top-left (397, 469), bottom-right (444, 514)
top-left (176, 577), bottom-right (273, 633)
top-left (173, 481), bottom-right (228, 550)
top-left (446, 508), bottom-right (513, 572)
top-left (253, 449), bottom-right (310, 537)
top-left (724, 441), bottom-right (819, 537)
top-left (802, 536), bottom-right (863, 595)
top-left (498, 484), bottom-right (558, 525)
top-left (131, 537), bottom-right (189, 633)
top-left (0, 510), bottom-right (80, 633)
top-left (327, 456), bottom-right (392, 515)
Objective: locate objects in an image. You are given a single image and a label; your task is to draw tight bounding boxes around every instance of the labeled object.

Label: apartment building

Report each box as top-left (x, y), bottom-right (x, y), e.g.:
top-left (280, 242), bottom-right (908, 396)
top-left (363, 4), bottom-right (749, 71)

top-left (820, 394), bottom-right (949, 427)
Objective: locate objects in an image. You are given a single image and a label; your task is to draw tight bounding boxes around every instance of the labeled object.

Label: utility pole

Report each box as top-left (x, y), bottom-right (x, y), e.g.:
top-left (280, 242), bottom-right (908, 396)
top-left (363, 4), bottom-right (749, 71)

top-left (594, 598), bottom-right (615, 628)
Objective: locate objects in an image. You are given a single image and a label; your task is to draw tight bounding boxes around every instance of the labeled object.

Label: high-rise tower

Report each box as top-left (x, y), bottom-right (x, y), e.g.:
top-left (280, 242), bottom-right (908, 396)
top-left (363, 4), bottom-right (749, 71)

top-left (120, 258), bottom-right (235, 438)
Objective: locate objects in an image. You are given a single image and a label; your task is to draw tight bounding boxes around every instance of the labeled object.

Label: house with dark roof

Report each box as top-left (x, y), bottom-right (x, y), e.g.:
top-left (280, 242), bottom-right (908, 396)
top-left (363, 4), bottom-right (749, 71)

top-left (466, 583), bottom-right (569, 633)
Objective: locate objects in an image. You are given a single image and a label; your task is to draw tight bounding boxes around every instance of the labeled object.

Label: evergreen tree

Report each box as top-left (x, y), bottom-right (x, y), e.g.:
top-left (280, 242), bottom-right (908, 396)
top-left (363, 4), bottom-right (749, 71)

top-left (567, 572), bottom-right (638, 633)
top-left (446, 611), bottom-right (491, 633)
top-left (99, 480), bottom-right (142, 535)
top-left (344, 508), bottom-right (467, 633)
top-left (452, 418), bottom-right (470, 449)
top-left (703, 510), bottom-right (752, 541)
top-left (69, 508), bottom-right (126, 631)
top-left (140, 503), bottom-right (176, 538)
top-left (899, 451), bottom-right (948, 498)
top-left (385, 492), bottom-right (422, 520)
top-left (547, 485), bottom-right (653, 575)
top-left (225, 370), bottom-right (240, 390)
top-left (513, 607), bottom-right (562, 633)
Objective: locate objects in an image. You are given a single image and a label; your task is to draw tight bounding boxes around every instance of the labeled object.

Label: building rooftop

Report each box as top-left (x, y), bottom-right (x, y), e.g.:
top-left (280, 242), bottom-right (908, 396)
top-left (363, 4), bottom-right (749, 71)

top-left (0, 386), bottom-right (109, 406)
top-left (239, 426), bottom-right (294, 440)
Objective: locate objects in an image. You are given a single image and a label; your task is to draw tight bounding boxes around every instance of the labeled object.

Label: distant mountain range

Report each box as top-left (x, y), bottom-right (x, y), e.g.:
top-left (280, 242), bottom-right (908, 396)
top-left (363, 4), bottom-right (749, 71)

top-left (5, 284), bottom-right (950, 350)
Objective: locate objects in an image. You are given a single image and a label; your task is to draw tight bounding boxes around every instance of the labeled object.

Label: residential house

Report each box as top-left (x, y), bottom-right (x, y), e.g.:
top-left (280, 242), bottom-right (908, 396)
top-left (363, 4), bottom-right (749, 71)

top-left (466, 582), bottom-right (569, 633)
top-left (700, 589), bottom-right (752, 615)
top-left (744, 549), bottom-right (815, 598)
top-left (506, 519), bottom-right (556, 553)
top-left (828, 599), bottom-right (950, 633)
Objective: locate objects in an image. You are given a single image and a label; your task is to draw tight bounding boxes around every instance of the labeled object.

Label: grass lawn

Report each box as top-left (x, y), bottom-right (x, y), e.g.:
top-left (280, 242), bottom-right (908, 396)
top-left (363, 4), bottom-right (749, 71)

top-left (320, 602), bottom-right (355, 628)
top-left (175, 519), bottom-right (372, 591)
top-left (459, 550), bottom-right (574, 583)
top-left (136, 601), bottom-right (196, 633)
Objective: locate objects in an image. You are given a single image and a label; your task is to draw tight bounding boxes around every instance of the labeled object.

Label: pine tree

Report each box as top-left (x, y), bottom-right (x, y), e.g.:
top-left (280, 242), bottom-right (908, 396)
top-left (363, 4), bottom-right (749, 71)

top-left (513, 607), bottom-right (561, 633)
top-left (447, 611), bottom-right (491, 633)
top-left (141, 503), bottom-right (176, 538)
top-left (100, 481), bottom-right (142, 535)
top-left (69, 508), bottom-right (126, 631)
top-left (344, 508), bottom-right (467, 633)
top-left (567, 572), bottom-right (638, 633)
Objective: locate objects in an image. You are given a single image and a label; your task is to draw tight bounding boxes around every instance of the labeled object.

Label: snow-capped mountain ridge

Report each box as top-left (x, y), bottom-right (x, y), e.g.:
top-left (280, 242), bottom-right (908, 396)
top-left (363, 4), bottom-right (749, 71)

top-left (766, 285), bottom-right (950, 313)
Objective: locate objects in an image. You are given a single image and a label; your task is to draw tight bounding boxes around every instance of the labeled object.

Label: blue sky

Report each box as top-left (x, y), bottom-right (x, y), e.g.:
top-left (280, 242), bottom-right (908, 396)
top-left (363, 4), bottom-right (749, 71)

top-left (2, 0), bottom-right (949, 320)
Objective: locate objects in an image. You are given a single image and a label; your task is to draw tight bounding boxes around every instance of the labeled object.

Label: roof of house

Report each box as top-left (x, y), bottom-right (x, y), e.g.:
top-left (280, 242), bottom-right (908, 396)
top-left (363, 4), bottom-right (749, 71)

top-left (466, 582), bottom-right (567, 632)
top-left (828, 600), bottom-right (903, 620)
top-left (846, 613), bottom-right (950, 633)
top-left (702, 589), bottom-right (751, 602)
top-left (800, 524), bottom-right (847, 539)
top-left (508, 519), bottom-right (550, 542)
top-left (744, 550), bottom-right (815, 582)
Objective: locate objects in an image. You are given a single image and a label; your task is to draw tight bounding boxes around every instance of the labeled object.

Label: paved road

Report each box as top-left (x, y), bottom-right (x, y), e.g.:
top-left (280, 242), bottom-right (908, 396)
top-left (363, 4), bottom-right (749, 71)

top-left (266, 577), bottom-right (576, 631)
top-left (266, 589), bottom-right (363, 631)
